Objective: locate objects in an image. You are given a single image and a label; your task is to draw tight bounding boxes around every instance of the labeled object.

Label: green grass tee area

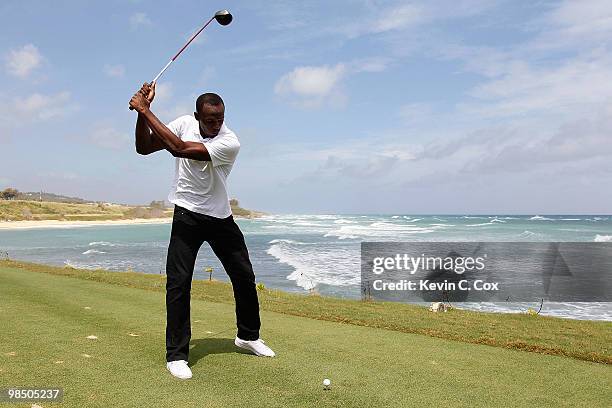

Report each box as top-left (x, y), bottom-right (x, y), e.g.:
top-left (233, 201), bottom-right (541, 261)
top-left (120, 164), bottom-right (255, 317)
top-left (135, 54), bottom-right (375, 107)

top-left (0, 260), bottom-right (610, 407)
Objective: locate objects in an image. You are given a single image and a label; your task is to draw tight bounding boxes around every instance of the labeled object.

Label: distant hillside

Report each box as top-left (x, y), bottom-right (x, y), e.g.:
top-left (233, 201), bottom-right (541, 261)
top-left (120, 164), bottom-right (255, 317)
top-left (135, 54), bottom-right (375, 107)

top-left (230, 199), bottom-right (266, 218)
top-left (0, 190), bottom-right (264, 221)
top-left (17, 191), bottom-right (93, 204)
top-left (0, 200), bottom-right (172, 222)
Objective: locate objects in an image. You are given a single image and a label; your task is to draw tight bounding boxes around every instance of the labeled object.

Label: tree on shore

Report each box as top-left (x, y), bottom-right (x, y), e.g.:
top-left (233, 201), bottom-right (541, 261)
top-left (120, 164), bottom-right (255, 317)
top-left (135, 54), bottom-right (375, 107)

top-left (1, 188), bottom-right (19, 200)
top-left (149, 200), bottom-right (166, 209)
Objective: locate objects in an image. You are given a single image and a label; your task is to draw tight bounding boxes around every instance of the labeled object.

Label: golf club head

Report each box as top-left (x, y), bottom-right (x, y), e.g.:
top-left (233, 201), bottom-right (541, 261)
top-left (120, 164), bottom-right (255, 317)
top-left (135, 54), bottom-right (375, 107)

top-left (214, 9), bottom-right (232, 26)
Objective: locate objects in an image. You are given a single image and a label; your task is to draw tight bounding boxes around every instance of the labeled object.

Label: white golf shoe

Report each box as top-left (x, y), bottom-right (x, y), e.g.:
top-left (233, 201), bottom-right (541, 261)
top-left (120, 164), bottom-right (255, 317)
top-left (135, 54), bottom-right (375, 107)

top-left (166, 360), bottom-right (192, 379)
top-left (234, 337), bottom-right (276, 357)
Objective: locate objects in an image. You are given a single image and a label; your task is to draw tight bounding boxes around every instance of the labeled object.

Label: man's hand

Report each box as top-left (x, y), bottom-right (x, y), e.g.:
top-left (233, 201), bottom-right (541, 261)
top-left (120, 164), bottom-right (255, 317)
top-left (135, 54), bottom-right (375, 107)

top-left (140, 82), bottom-right (156, 103)
top-left (129, 89), bottom-right (151, 113)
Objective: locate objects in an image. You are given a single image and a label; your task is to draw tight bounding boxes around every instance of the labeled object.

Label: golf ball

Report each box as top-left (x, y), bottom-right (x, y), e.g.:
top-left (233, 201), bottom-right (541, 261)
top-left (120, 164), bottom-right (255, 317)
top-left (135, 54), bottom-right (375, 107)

top-left (323, 379), bottom-right (331, 387)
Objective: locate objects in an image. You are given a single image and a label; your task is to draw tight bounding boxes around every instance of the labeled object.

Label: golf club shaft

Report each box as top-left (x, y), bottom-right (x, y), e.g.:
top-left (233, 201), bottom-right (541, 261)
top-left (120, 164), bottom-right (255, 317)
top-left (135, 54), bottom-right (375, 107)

top-left (152, 15), bottom-right (215, 84)
top-left (151, 60), bottom-right (173, 84)
top-left (129, 15), bottom-right (216, 110)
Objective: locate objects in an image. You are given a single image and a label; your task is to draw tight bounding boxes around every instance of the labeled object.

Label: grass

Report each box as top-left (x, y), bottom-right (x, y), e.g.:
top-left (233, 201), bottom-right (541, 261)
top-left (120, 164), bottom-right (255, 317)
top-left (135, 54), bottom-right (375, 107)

top-left (1, 260), bottom-right (610, 365)
top-left (1, 262), bottom-right (611, 407)
top-left (0, 200), bottom-right (173, 221)
top-left (0, 199), bottom-right (260, 221)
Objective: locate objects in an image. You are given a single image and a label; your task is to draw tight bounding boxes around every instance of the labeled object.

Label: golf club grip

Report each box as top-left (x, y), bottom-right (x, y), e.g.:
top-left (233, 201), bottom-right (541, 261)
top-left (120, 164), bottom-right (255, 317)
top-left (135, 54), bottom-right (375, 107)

top-left (129, 79), bottom-right (156, 110)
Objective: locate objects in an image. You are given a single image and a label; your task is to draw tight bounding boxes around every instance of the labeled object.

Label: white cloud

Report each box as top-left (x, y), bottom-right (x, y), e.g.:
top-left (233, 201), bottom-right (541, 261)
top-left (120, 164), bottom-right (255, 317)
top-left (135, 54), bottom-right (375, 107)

top-left (152, 82), bottom-right (173, 105)
top-left (395, 106), bottom-right (612, 189)
top-left (275, 64), bottom-right (346, 97)
top-left (274, 64), bottom-right (346, 107)
top-left (371, 4), bottom-right (425, 33)
top-left (335, 0), bottom-right (495, 39)
top-left (350, 57), bottom-right (392, 73)
top-left (12, 92), bottom-right (77, 120)
top-left (103, 64), bottom-right (125, 78)
top-left (4, 44), bottom-right (43, 78)
top-left (533, 0), bottom-right (612, 48)
top-left (460, 50), bottom-right (612, 120)
top-left (0, 91), bottom-right (78, 139)
top-left (158, 101), bottom-right (194, 123)
top-left (432, 1), bottom-right (612, 125)
top-left (130, 12), bottom-right (152, 29)
top-left (273, 58), bottom-right (392, 109)
top-left (145, 82), bottom-right (195, 121)
top-left (269, 137), bottom-right (418, 184)
top-left (89, 123), bottom-right (131, 150)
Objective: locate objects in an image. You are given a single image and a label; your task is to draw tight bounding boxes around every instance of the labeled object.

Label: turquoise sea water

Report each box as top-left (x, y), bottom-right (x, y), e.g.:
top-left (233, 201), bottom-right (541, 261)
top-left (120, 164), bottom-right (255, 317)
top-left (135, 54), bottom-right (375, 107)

top-left (1, 214), bottom-right (610, 321)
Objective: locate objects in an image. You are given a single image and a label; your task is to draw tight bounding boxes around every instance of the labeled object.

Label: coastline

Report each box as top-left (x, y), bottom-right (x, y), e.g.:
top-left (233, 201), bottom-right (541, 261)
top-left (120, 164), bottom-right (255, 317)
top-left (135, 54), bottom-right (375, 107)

top-left (0, 217), bottom-right (173, 230)
top-left (0, 213), bottom-right (259, 230)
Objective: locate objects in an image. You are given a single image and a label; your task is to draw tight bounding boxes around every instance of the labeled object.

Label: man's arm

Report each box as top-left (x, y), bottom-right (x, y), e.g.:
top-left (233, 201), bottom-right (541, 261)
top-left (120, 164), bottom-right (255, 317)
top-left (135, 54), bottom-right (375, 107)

top-left (130, 85), bottom-right (210, 161)
top-left (135, 113), bottom-right (165, 155)
top-left (141, 109), bottom-right (212, 161)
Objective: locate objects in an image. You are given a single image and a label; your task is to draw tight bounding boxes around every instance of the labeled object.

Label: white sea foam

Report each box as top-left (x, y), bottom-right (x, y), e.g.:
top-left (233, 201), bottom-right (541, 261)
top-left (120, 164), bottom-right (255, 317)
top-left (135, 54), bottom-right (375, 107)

top-left (333, 219), bottom-right (355, 224)
top-left (464, 218), bottom-right (505, 226)
top-left (82, 249), bottom-right (107, 255)
top-left (529, 215), bottom-right (555, 221)
top-left (292, 221), bottom-right (326, 227)
top-left (399, 216), bottom-right (423, 222)
top-left (266, 240), bottom-right (360, 290)
top-left (323, 232), bottom-right (359, 239)
top-left (88, 241), bottom-right (115, 247)
top-left (561, 218), bottom-right (581, 221)
top-left (324, 223), bottom-right (436, 240)
top-left (455, 302), bottom-right (612, 321)
top-left (517, 230), bottom-right (548, 240)
top-left (268, 239), bottom-right (312, 245)
top-left (594, 234), bottom-right (612, 242)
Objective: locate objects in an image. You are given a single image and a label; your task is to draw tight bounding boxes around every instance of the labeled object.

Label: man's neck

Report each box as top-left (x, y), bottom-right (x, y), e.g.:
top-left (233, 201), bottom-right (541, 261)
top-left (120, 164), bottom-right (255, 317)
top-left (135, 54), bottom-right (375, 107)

top-left (199, 125), bottom-right (215, 138)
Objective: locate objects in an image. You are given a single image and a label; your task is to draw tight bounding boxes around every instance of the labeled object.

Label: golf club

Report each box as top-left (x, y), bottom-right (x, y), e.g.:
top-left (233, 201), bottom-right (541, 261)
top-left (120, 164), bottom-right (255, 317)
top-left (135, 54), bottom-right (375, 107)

top-left (130, 9), bottom-right (232, 109)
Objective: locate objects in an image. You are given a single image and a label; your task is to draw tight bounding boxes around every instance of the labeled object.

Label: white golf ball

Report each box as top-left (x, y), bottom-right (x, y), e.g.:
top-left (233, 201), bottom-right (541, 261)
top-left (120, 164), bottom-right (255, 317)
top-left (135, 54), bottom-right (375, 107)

top-left (323, 379), bottom-right (331, 387)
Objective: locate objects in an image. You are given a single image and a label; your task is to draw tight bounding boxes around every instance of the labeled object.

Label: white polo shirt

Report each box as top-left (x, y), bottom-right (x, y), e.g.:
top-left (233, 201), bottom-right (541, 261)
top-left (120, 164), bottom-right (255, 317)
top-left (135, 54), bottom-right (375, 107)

top-left (165, 115), bottom-right (240, 218)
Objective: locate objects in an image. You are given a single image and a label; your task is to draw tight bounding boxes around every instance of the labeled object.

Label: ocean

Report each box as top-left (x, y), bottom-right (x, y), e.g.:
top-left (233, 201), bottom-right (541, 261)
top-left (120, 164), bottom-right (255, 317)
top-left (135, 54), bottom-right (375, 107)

top-left (1, 214), bottom-right (610, 321)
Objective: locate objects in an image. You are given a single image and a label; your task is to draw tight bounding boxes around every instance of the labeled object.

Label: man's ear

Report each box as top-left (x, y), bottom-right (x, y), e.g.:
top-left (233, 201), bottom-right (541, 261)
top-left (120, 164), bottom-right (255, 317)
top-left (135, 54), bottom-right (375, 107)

top-left (193, 111), bottom-right (199, 121)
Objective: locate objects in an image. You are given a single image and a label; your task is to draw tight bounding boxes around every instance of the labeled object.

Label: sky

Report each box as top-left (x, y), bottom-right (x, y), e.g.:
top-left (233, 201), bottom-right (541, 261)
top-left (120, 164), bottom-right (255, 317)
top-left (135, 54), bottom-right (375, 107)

top-left (1, 0), bottom-right (611, 214)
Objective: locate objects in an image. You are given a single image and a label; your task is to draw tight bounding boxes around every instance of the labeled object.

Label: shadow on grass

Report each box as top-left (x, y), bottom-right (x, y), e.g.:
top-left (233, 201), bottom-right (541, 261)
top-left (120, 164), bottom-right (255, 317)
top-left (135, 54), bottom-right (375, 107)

top-left (189, 337), bottom-right (251, 367)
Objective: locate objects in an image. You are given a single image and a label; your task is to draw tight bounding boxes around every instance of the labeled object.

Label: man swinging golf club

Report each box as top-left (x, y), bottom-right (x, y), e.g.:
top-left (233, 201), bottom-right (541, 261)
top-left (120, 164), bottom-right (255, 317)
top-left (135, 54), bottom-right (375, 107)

top-left (129, 82), bottom-right (275, 380)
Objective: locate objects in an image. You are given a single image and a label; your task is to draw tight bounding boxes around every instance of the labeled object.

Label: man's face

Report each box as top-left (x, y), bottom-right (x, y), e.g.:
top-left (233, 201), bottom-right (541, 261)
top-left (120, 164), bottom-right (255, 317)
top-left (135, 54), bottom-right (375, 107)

top-left (194, 103), bottom-right (225, 137)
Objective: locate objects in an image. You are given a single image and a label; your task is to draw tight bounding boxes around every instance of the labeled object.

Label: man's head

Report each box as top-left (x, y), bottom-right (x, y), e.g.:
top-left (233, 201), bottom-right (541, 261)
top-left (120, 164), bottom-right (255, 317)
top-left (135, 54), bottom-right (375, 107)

top-left (194, 93), bottom-right (225, 137)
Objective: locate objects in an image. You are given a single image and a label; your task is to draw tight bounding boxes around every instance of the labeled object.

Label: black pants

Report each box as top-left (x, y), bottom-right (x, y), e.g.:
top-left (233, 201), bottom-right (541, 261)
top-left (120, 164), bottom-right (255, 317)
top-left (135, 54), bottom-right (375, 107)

top-left (165, 205), bottom-right (261, 362)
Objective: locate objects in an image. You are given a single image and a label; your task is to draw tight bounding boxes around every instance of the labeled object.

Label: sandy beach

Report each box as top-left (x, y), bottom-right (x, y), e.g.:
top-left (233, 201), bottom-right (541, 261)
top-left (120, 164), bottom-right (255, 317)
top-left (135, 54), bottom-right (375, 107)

top-left (0, 217), bottom-right (173, 230)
